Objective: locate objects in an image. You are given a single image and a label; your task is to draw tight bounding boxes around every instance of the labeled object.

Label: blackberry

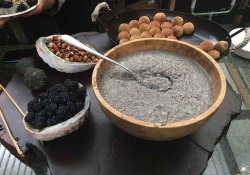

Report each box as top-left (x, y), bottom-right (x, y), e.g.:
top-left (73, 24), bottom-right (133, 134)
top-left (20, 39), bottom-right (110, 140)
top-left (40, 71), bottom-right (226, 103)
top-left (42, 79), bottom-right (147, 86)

top-left (17, 3), bottom-right (27, 12)
top-left (59, 92), bottom-right (70, 104)
top-left (56, 106), bottom-right (69, 119)
top-left (27, 99), bottom-right (39, 112)
top-left (64, 79), bottom-right (72, 85)
top-left (38, 92), bottom-right (48, 100)
top-left (45, 103), bottom-right (58, 112)
top-left (25, 112), bottom-right (35, 123)
top-left (3, 1), bottom-right (13, 8)
top-left (65, 82), bottom-right (78, 91)
top-left (46, 111), bottom-right (54, 118)
top-left (31, 120), bottom-right (36, 127)
top-left (58, 85), bottom-right (69, 93)
top-left (51, 95), bottom-right (61, 104)
top-left (69, 91), bottom-right (78, 102)
top-left (76, 86), bottom-right (86, 99)
top-left (27, 0), bottom-right (38, 7)
top-left (48, 84), bottom-right (63, 94)
top-left (33, 102), bottom-right (44, 112)
top-left (67, 102), bottom-right (76, 115)
top-left (75, 101), bottom-right (84, 113)
top-left (46, 116), bottom-right (60, 127)
top-left (36, 109), bottom-right (47, 118)
top-left (35, 114), bottom-right (46, 129)
top-left (48, 90), bottom-right (57, 99)
top-left (41, 98), bottom-right (50, 107)
top-left (64, 113), bottom-right (73, 121)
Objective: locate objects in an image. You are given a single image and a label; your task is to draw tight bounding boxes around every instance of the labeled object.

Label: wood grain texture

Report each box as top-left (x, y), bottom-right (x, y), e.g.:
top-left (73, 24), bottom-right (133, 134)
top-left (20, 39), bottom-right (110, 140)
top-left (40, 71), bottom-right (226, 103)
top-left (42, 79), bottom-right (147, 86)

top-left (92, 38), bottom-right (226, 141)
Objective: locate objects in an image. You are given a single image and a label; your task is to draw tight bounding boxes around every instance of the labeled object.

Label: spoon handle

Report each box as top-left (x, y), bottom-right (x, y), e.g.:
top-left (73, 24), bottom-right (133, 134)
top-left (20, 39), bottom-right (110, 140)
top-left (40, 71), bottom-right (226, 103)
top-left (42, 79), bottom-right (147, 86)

top-left (61, 35), bottom-right (131, 72)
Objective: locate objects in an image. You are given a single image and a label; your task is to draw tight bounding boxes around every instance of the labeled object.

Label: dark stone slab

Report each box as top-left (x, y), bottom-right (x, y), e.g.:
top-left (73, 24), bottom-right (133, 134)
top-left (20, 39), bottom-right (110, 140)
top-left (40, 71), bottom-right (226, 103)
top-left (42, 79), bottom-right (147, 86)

top-left (0, 32), bottom-right (241, 175)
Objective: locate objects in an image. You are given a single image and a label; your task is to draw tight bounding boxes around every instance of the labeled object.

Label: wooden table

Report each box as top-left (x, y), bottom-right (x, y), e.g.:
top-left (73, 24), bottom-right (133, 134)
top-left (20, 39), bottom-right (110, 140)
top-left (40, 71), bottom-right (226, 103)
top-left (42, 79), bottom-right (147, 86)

top-left (0, 32), bottom-right (242, 175)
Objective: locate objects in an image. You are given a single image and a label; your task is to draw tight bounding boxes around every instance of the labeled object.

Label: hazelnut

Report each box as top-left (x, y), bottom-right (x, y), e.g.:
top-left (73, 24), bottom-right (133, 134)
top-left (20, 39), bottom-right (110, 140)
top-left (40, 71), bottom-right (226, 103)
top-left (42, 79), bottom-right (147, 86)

top-left (46, 38), bottom-right (52, 44)
top-left (73, 55), bottom-right (78, 59)
top-left (81, 51), bottom-right (86, 56)
top-left (54, 46), bottom-right (59, 52)
top-left (60, 49), bottom-right (65, 53)
top-left (83, 55), bottom-right (88, 61)
top-left (63, 55), bottom-right (66, 59)
top-left (58, 53), bottom-right (63, 58)
top-left (53, 36), bottom-right (58, 41)
top-left (78, 57), bottom-right (82, 62)
top-left (91, 56), bottom-right (95, 60)
top-left (48, 42), bottom-right (54, 48)
top-left (56, 51), bottom-right (60, 56)
top-left (70, 57), bottom-right (74, 62)
top-left (65, 53), bottom-right (71, 58)
top-left (92, 58), bottom-right (98, 62)
top-left (86, 59), bottom-right (92, 63)
top-left (61, 43), bottom-right (67, 49)
top-left (57, 43), bottom-right (61, 48)
top-left (58, 36), bottom-right (62, 42)
top-left (70, 52), bottom-right (74, 56)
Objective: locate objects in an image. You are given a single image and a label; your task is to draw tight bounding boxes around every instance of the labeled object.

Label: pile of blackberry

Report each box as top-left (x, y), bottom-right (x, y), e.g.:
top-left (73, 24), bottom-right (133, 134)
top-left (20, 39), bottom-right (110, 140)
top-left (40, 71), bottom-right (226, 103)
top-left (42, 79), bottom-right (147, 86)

top-left (25, 79), bottom-right (87, 130)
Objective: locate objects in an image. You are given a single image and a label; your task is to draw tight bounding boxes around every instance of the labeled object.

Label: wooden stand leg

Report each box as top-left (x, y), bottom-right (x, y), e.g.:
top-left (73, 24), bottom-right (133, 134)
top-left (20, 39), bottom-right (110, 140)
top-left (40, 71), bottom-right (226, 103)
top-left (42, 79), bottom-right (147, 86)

top-left (170, 0), bottom-right (176, 11)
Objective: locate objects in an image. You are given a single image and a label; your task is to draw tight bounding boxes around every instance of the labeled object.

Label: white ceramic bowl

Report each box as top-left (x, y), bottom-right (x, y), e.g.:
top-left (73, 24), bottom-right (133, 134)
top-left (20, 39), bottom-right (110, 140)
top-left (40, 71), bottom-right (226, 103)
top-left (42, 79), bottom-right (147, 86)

top-left (36, 35), bottom-right (96, 73)
top-left (23, 86), bottom-right (90, 141)
top-left (230, 28), bottom-right (250, 59)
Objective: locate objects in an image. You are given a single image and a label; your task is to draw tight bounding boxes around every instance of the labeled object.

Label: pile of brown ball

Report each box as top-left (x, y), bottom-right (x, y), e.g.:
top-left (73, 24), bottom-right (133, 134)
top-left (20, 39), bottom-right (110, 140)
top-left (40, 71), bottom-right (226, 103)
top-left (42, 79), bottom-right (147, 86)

top-left (118, 13), bottom-right (195, 44)
top-left (196, 40), bottom-right (229, 59)
top-left (46, 36), bottom-right (99, 63)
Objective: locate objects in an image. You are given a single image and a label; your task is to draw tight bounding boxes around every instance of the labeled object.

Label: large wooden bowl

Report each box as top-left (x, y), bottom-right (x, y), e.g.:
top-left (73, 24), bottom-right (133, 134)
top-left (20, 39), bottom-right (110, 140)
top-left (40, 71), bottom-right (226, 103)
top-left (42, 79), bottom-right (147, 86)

top-left (92, 38), bottom-right (226, 141)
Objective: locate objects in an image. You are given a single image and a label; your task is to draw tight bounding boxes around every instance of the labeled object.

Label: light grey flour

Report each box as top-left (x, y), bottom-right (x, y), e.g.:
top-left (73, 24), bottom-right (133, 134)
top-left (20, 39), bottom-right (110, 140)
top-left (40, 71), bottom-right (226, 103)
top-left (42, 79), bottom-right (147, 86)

top-left (100, 50), bottom-right (214, 123)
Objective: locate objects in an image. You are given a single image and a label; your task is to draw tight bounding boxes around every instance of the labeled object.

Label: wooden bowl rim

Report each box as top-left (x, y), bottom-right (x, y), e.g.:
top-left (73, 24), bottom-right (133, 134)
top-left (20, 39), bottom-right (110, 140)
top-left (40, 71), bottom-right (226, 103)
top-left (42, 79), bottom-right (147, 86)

top-left (92, 38), bottom-right (226, 128)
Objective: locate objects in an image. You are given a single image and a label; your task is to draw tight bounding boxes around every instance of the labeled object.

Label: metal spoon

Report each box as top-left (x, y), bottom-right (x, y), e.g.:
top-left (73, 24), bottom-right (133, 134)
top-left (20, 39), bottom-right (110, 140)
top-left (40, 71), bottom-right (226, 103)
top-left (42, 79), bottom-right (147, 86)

top-left (61, 35), bottom-right (173, 92)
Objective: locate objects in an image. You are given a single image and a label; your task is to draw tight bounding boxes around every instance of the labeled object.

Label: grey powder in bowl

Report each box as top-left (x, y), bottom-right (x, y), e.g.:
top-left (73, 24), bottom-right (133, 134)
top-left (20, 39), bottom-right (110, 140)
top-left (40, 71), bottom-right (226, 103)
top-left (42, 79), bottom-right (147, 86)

top-left (100, 50), bottom-right (214, 123)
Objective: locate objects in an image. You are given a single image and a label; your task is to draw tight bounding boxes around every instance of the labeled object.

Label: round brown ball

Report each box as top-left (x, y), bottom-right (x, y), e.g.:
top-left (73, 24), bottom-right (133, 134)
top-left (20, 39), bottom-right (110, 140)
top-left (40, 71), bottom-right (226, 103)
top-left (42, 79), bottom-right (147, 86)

top-left (199, 40), bottom-right (214, 52)
top-left (167, 36), bottom-right (177, 40)
top-left (119, 39), bottom-right (129, 44)
top-left (172, 25), bottom-right (183, 37)
top-left (150, 27), bottom-right (161, 36)
top-left (214, 41), bottom-right (229, 54)
top-left (129, 20), bottom-right (140, 29)
top-left (129, 28), bottom-right (141, 36)
top-left (118, 23), bottom-right (130, 32)
top-left (139, 23), bottom-right (151, 32)
top-left (161, 22), bottom-right (172, 30)
top-left (208, 50), bottom-right (220, 59)
top-left (130, 35), bottom-right (141, 41)
top-left (183, 22), bottom-right (194, 35)
top-left (154, 33), bottom-right (165, 38)
top-left (118, 31), bottom-right (130, 40)
top-left (162, 28), bottom-right (173, 37)
top-left (172, 16), bottom-right (184, 27)
top-left (139, 16), bottom-right (150, 24)
top-left (140, 31), bottom-right (152, 38)
top-left (154, 13), bottom-right (167, 24)
top-left (149, 21), bottom-right (160, 28)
